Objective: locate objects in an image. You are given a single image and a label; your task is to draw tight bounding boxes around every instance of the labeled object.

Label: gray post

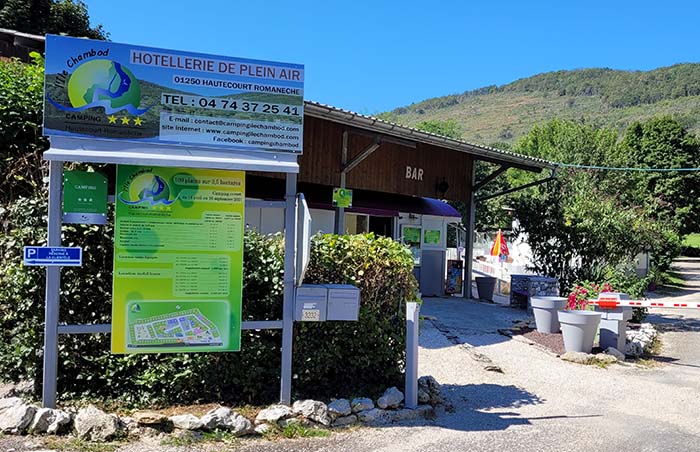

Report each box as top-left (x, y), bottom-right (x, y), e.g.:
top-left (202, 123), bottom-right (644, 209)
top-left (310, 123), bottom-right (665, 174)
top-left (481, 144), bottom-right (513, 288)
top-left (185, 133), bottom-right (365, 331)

top-left (464, 163), bottom-right (477, 299)
top-left (333, 131), bottom-right (348, 234)
top-left (280, 172), bottom-right (298, 404)
top-left (404, 301), bottom-right (420, 409)
top-left (42, 160), bottom-right (63, 408)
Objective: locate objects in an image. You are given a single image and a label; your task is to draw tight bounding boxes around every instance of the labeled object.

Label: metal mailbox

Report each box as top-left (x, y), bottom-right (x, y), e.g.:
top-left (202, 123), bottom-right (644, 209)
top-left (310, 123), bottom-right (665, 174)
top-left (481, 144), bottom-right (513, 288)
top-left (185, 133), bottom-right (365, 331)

top-left (295, 285), bottom-right (328, 322)
top-left (325, 284), bottom-right (360, 321)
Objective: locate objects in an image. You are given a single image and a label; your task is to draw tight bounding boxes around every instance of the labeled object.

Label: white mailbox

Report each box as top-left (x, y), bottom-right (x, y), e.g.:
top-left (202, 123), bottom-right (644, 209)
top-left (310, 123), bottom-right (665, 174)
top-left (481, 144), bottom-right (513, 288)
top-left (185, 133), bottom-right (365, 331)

top-left (295, 285), bottom-right (328, 322)
top-left (325, 284), bottom-right (360, 321)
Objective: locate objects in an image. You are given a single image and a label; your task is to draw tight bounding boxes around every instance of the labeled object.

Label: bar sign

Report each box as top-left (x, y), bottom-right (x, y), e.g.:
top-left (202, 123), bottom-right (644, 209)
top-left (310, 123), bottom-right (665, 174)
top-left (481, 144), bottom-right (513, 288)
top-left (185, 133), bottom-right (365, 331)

top-left (23, 246), bottom-right (82, 267)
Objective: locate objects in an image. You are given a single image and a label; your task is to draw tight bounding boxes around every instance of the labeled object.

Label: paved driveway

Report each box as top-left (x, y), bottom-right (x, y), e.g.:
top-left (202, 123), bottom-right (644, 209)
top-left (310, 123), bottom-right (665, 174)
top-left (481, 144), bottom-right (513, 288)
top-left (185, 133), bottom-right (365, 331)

top-left (233, 297), bottom-right (700, 452)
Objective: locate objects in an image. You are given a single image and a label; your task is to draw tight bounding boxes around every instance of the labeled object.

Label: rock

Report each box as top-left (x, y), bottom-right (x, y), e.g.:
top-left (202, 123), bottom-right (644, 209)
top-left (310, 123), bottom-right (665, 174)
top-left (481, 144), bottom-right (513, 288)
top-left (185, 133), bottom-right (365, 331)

top-left (418, 376), bottom-right (442, 405)
top-left (278, 417), bottom-right (301, 428)
top-left (593, 353), bottom-right (618, 365)
top-left (327, 399), bottom-right (352, 418)
top-left (0, 397), bottom-right (24, 411)
top-left (625, 341), bottom-right (644, 357)
top-left (357, 408), bottom-right (391, 425)
top-left (254, 423), bottom-right (274, 435)
top-left (255, 404), bottom-right (293, 425)
top-left (351, 397), bottom-right (374, 413)
top-left (377, 387), bottom-right (404, 409)
top-left (0, 381), bottom-right (33, 399)
top-left (392, 405), bottom-right (434, 421)
top-left (29, 408), bottom-right (71, 434)
top-left (170, 414), bottom-right (203, 431)
top-left (417, 389), bottom-right (430, 404)
top-left (73, 405), bottom-right (121, 442)
top-left (0, 399), bottom-right (36, 434)
top-left (132, 410), bottom-right (168, 426)
top-left (292, 400), bottom-right (331, 426)
top-left (332, 414), bottom-right (357, 427)
top-left (200, 407), bottom-right (252, 435)
top-left (561, 351), bottom-right (595, 364)
top-left (604, 347), bottom-right (626, 361)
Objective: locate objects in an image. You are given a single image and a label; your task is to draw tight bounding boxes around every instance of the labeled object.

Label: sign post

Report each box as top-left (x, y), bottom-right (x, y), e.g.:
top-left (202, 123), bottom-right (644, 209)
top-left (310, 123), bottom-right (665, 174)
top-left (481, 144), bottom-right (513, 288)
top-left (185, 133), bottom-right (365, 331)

top-left (39, 35), bottom-right (304, 407)
top-left (42, 160), bottom-right (63, 409)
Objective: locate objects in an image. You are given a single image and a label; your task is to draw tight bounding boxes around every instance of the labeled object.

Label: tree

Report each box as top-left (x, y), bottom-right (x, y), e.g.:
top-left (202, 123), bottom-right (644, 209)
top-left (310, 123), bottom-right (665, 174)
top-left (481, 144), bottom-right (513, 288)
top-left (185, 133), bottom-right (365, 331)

top-left (0, 0), bottom-right (107, 39)
top-left (613, 117), bottom-right (700, 236)
top-left (509, 119), bottom-right (682, 292)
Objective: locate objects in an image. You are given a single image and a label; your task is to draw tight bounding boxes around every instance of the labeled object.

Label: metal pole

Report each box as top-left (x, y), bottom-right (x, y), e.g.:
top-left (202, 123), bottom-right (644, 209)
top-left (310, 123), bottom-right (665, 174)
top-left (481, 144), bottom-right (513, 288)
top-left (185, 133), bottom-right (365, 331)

top-left (280, 172), bottom-right (297, 404)
top-left (404, 301), bottom-right (420, 409)
top-left (464, 163), bottom-right (477, 299)
top-left (334, 131), bottom-right (348, 234)
top-left (42, 160), bottom-right (63, 408)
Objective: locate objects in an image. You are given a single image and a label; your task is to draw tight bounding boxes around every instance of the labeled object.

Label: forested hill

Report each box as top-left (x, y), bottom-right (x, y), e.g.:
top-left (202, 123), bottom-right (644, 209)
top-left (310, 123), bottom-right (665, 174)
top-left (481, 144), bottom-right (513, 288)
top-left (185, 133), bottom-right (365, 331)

top-left (380, 64), bottom-right (700, 144)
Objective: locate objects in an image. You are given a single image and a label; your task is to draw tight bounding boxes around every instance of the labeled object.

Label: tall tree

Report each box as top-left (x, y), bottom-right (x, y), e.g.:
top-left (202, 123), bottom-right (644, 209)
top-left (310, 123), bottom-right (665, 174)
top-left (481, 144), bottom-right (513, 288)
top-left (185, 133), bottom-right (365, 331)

top-left (614, 117), bottom-right (700, 236)
top-left (0, 0), bottom-right (107, 39)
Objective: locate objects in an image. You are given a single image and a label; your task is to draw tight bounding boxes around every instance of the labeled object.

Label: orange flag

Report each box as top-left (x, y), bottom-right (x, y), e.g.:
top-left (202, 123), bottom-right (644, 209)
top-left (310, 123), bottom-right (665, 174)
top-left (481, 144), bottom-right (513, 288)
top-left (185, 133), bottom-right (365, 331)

top-left (490, 229), bottom-right (509, 258)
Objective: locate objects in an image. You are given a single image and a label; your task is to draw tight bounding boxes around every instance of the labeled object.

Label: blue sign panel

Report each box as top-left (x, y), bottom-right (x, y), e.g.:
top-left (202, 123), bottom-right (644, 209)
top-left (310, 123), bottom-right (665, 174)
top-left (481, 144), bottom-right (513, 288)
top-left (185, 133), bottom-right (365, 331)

top-left (23, 246), bottom-right (83, 267)
top-left (43, 35), bottom-right (304, 154)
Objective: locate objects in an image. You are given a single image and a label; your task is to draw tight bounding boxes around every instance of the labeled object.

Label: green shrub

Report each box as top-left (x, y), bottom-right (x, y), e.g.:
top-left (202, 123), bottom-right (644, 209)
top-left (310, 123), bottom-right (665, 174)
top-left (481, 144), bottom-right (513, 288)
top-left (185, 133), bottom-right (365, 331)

top-left (0, 198), bottom-right (417, 406)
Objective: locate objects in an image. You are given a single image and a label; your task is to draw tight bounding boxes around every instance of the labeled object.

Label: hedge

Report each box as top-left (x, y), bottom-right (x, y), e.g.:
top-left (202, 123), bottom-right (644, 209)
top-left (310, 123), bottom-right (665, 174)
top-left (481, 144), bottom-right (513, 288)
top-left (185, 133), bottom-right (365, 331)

top-left (0, 196), bottom-right (418, 406)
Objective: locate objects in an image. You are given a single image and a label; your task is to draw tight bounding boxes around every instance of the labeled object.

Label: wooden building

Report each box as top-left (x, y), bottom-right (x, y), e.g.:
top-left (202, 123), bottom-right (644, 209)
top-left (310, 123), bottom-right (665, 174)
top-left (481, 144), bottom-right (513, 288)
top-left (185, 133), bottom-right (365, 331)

top-left (247, 101), bottom-right (554, 296)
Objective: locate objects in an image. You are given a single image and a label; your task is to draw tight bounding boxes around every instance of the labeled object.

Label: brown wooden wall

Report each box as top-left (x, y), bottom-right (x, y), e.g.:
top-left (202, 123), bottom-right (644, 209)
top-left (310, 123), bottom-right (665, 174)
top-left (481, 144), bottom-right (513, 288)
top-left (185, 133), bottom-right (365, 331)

top-left (298, 116), bottom-right (473, 203)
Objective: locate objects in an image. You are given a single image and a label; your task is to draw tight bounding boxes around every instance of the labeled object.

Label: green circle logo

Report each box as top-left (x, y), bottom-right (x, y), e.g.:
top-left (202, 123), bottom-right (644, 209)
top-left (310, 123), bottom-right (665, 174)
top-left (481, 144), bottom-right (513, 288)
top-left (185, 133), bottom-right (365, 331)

top-left (119, 173), bottom-right (175, 206)
top-left (66, 59), bottom-right (141, 112)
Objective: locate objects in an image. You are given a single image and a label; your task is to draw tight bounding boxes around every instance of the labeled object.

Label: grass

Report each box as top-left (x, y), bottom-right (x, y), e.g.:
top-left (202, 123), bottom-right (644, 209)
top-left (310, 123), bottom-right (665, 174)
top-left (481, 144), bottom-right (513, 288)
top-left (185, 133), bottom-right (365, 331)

top-left (160, 429), bottom-right (242, 447)
top-left (281, 422), bottom-right (330, 439)
top-left (44, 438), bottom-right (123, 452)
top-left (634, 336), bottom-right (664, 368)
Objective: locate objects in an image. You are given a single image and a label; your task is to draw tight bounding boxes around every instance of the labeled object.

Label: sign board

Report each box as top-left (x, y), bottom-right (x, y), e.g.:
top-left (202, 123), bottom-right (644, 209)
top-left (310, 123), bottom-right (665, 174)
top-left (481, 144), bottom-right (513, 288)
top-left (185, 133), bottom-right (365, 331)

top-left (332, 188), bottom-right (353, 208)
top-left (62, 171), bottom-right (108, 224)
top-left (424, 229), bottom-right (441, 245)
top-left (23, 246), bottom-right (82, 266)
top-left (43, 35), bottom-right (304, 154)
top-left (111, 165), bottom-right (245, 354)
top-left (296, 194), bottom-right (312, 286)
top-left (402, 226), bottom-right (422, 266)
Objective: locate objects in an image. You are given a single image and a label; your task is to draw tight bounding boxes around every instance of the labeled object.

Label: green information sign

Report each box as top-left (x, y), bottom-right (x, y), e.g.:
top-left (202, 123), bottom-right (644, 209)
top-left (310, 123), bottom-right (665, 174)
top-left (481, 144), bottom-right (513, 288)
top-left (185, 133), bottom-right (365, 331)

top-left (403, 226), bottom-right (421, 244)
top-left (62, 171), bottom-right (108, 224)
top-left (111, 165), bottom-right (245, 354)
top-left (332, 188), bottom-right (353, 208)
top-left (424, 229), bottom-right (441, 245)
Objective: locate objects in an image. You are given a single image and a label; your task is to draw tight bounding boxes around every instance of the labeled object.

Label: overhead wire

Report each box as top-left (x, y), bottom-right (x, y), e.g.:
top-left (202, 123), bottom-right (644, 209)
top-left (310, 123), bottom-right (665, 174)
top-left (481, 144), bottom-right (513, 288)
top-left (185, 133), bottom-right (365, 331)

top-left (555, 163), bottom-right (700, 172)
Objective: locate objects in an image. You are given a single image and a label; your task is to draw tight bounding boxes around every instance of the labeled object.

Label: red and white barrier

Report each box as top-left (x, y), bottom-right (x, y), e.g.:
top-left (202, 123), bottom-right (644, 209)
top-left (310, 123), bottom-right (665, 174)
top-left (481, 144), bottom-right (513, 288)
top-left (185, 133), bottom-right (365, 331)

top-left (589, 292), bottom-right (700, 310)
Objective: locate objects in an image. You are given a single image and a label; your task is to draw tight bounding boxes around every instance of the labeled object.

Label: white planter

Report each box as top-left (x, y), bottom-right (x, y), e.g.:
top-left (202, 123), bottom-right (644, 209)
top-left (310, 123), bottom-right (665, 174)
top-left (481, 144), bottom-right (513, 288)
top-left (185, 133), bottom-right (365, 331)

top-left (531, 296), bottom-right (567, 333)
top-left (558, 310), bottom-right (602, 353)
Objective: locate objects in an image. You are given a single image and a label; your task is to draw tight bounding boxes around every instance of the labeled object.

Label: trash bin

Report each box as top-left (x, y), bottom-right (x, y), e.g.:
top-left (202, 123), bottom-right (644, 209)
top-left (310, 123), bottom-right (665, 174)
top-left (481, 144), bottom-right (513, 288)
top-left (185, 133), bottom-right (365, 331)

top-left (475, 276), bottom-right (497, 301)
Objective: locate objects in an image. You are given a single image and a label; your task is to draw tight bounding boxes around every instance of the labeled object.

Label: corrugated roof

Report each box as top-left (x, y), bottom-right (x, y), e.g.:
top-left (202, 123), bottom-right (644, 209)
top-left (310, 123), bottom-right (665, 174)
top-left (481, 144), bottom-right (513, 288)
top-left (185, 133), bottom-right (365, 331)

top-left (304, 100), bottom-right (555, 172)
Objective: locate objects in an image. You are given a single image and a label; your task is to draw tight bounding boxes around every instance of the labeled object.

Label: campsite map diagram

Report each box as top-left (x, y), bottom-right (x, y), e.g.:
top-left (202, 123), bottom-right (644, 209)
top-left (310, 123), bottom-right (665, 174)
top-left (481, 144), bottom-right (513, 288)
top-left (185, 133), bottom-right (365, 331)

top-left (128, 308), bottom-right (223, 348)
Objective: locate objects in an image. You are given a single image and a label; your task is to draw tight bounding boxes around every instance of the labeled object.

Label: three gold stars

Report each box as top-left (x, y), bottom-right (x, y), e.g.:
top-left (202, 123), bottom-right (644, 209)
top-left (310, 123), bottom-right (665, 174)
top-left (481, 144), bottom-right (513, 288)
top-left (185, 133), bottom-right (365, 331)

top-left (106, 115), bottom-right (144, 126)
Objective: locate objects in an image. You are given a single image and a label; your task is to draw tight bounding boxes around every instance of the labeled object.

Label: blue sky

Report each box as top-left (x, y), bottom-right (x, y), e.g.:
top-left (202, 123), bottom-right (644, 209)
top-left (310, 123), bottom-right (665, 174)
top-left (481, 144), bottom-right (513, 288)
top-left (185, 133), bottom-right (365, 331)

top-left (84, 0), bottom-right (700, 115)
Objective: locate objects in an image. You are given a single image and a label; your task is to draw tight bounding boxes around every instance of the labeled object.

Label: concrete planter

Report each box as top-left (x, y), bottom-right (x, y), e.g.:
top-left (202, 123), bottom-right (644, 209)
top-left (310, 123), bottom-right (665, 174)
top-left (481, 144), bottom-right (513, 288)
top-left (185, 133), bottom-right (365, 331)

top-left (558, 310), bottom-right (602, 353)
top-left (475, 277), bottom-right (496, 301)
top-left (531, 296), bottom-right (567, 333)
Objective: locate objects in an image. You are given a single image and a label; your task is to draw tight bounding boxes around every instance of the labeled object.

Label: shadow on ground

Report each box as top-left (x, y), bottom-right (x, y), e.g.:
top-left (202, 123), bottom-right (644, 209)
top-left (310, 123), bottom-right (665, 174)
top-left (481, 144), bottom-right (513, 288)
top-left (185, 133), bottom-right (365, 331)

top-left (648, 313), bottom-right (700, 332)
top-left (420, 297), bottom-right (531, 350)
top-left (373, 383), bottom-right (600, 432)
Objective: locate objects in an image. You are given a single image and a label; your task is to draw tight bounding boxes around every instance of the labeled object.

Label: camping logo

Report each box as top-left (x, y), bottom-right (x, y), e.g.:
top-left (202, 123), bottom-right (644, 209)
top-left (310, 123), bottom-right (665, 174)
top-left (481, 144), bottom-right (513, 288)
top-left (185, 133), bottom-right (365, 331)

top-left (118, 172), bottom-right (177, 206)
top-left (48, 59), bottom-right (149, 115)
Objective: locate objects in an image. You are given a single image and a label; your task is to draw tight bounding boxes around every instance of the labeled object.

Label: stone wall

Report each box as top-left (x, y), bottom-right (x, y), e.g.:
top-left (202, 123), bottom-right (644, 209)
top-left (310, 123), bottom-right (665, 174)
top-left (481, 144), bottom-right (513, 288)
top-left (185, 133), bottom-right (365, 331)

top-left (510, 274), bottom-right (559, 308)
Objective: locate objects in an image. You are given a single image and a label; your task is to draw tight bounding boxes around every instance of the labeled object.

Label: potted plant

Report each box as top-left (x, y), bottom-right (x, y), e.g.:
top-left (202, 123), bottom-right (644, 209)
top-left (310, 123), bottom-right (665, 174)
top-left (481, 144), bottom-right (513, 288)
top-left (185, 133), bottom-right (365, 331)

top-left (557, 283), bottom-right (611, 353)
top-left (531, 296), bottom-right (567, 333)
